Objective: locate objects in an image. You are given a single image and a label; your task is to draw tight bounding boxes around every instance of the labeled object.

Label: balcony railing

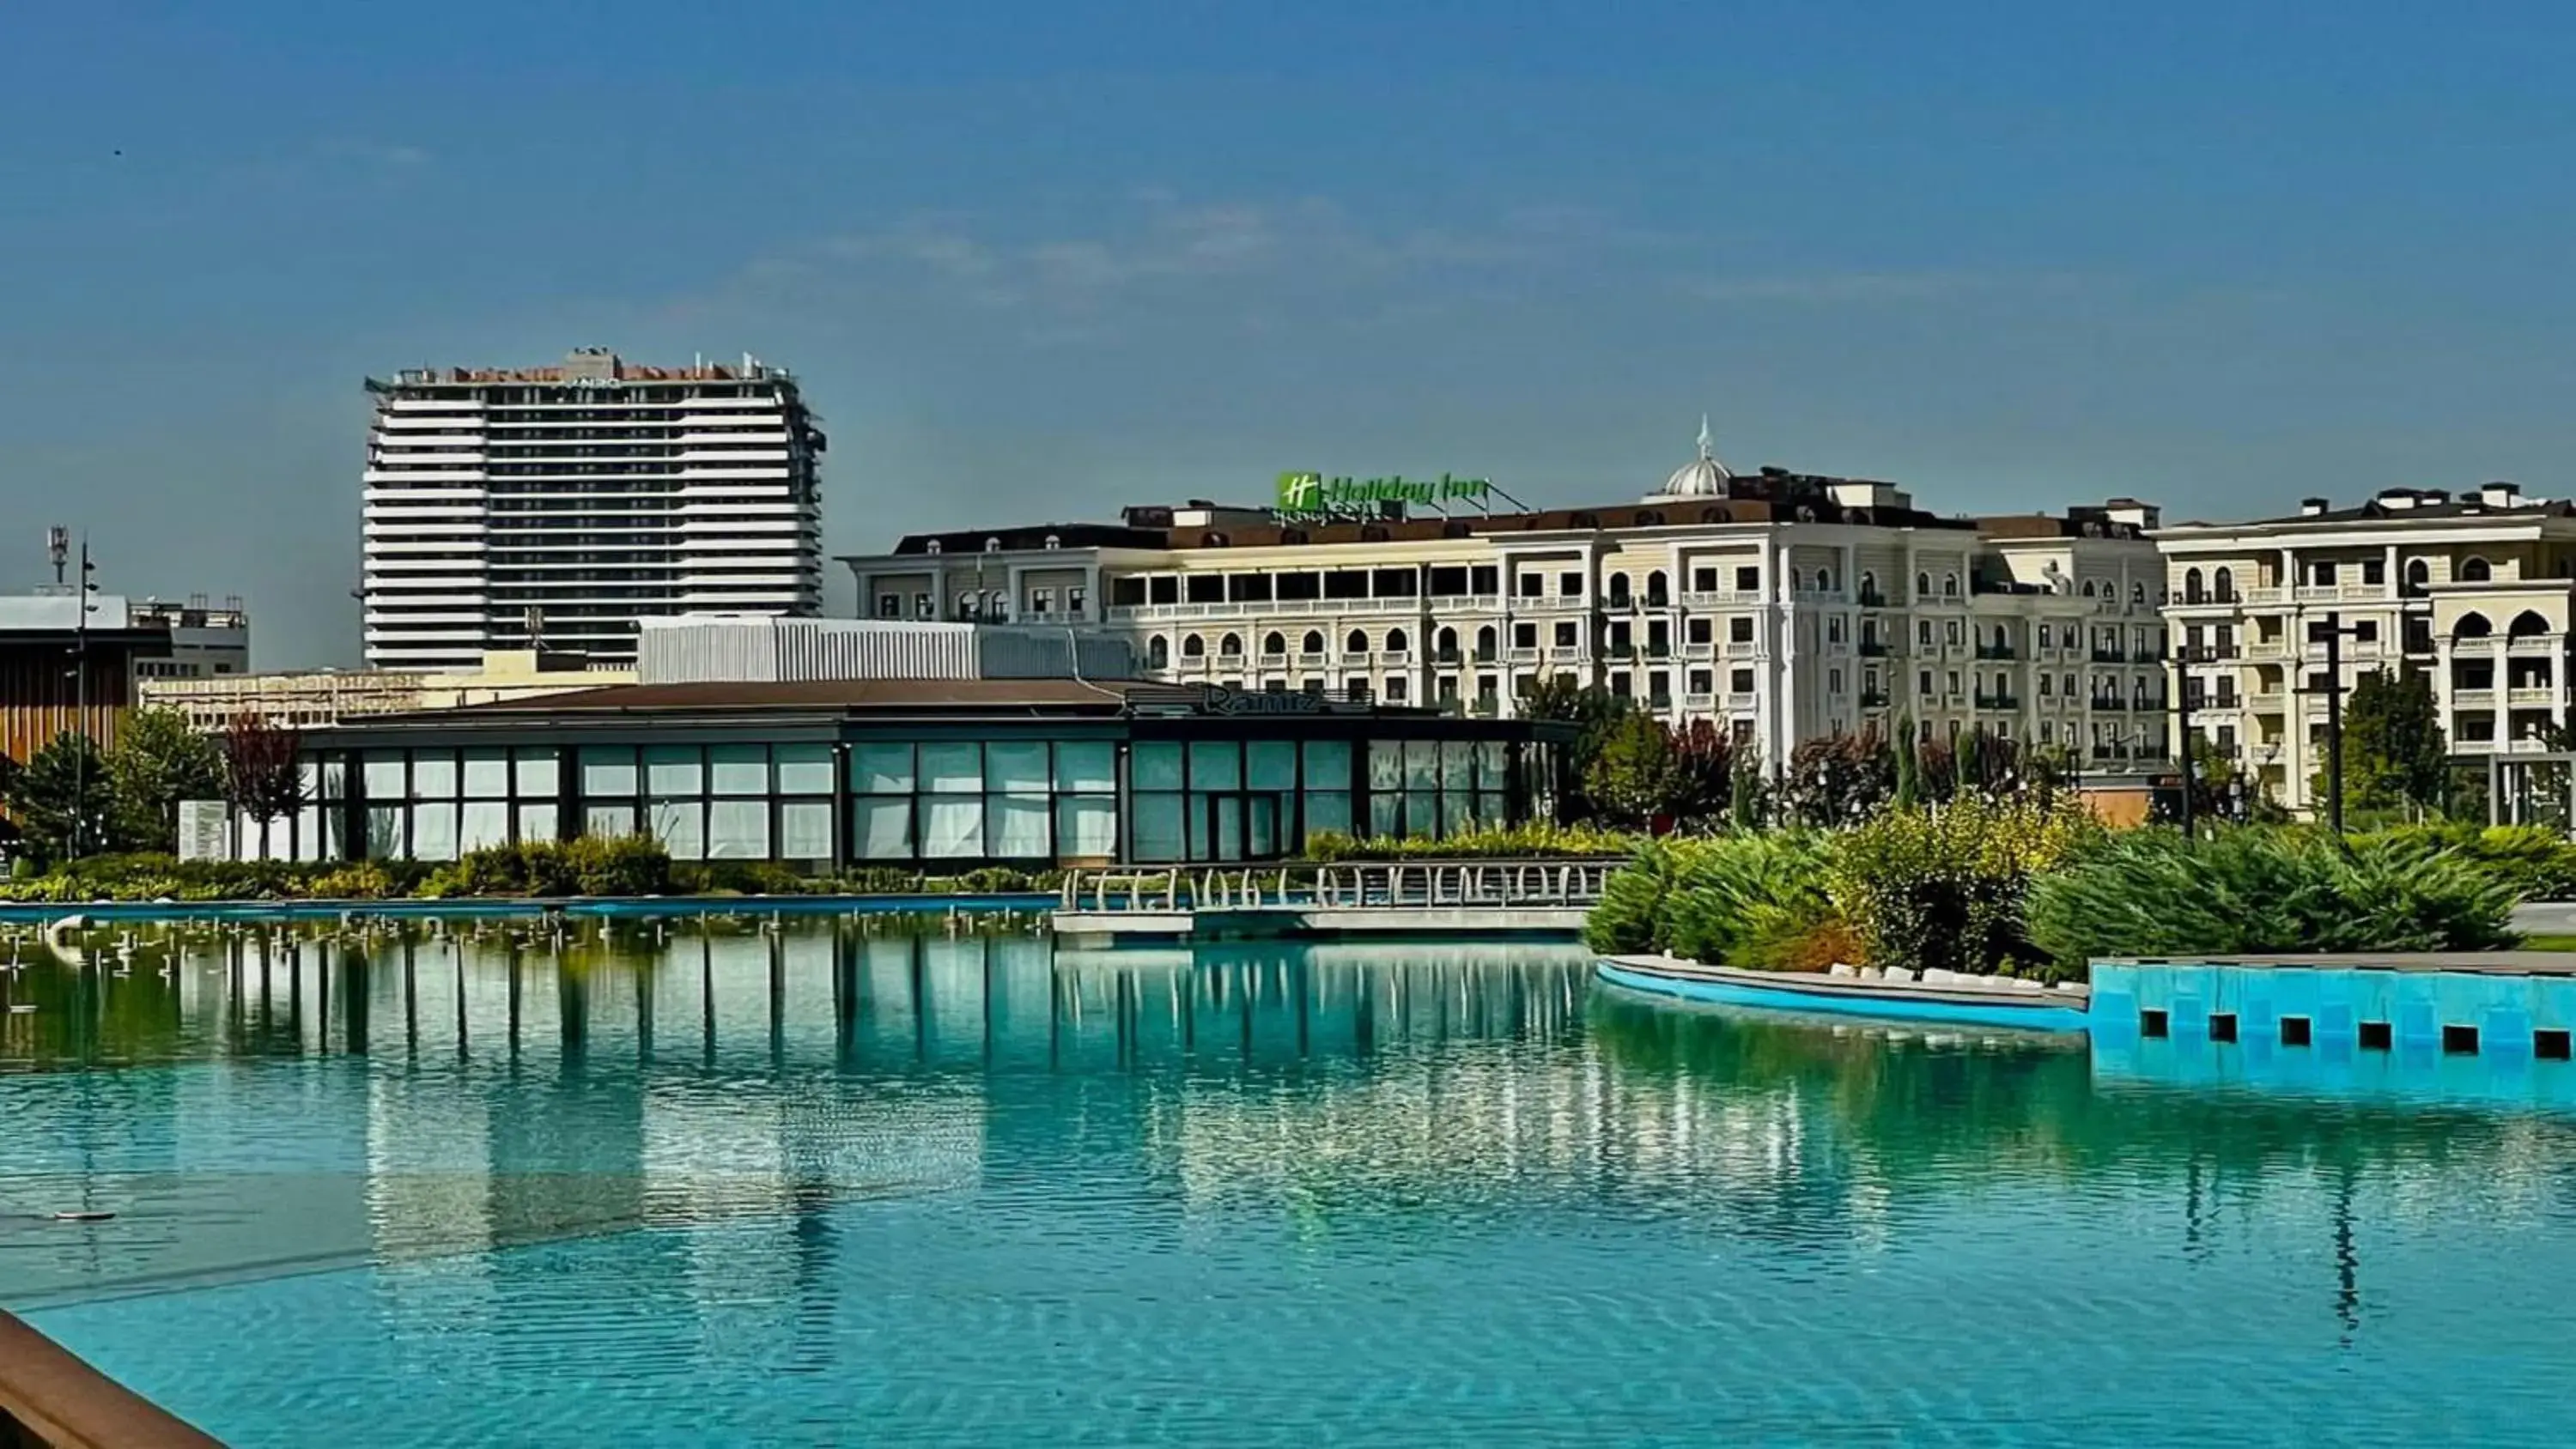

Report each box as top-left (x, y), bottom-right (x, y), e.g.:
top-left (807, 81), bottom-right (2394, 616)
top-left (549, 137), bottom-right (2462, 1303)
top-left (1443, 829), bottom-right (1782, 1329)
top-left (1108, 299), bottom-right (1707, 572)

top-left (1975, 645), bottom-right (2017, 660)
top-left (1680, 590), bottom-right (1763, 609)
top-left (2451, 688), bottom-right (2498, 708)
top-left (1859, 640), bottom-right (1894, 658)
top-left (2089, 648), bottom-right (2126, 664)
top-left (1860, 690), bottom-right (1892, 707)
top-left (1681, 691), bottom-right (1715, 712)
top-left (1974, 693), bottom-right (2020, 710)
top-left (2507, 688), bottom-right (2555, 707)
top-left (2090, 697), bottom-right (2128, 711)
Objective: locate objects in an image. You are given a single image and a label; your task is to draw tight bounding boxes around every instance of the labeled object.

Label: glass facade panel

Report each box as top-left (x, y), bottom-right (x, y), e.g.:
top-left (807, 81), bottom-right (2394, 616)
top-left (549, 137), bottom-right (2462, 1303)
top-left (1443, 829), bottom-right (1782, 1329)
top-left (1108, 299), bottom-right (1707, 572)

top-left (921, 743), bottom-right (982, 793)
top-left (320, 761), bottom-right (347, 801)
top-left (708, 799), bottom-right (769, 858)
top-left (710, 744), bottom-right (769, 796)
top-left (1054, 742), bottom-right (1116, 792)
top-left (775, 744), bottom-right (835, 795)
top-left (580, 747), bottom-right (637, 797)
top-left (646, 746), bottom-right (702, 796)
top-left (461, 801), bottom-right (509, 852)
top-left (1133, 742), bottom-right (1184, 791)
top-left (1405, 740), bottom-right (1439, 791)
top-left (463, 749), bottom-right (511, 798)
top-left (1304, 791), bottom-right (1352, 839)
top-left (987, 795), bottom-right (1049, 857)
top-left (517, 803), bottom-right (559, 844)
top-left (1304, 739), bottom-right (1352, 788)
top-left (1441, 741), bottom-right (1473, 791)
top-left (923, 797), bottom-right (983, 857)
top-left (651, 800), bottom-right (705, 860)
top-left (586, 804), bottom-right (637, 840)
top-left (1475, 740), bottom-right (1509, 791)
top-left (1406, 791), bottom-right (1439, 837)
top-left (985, 741), bottom-right (1051, 794)
top-left (851, 743), bottom-right (914, 793)
top-left (781, 801), bottom-right (834, 859)
top-left (514, 749), bottom-right (561, 798)
top-left (855, 798), bottom-right (913, 859)
top-left (410, 754), bottom-right (456, 799)
top-left (1369, 793), bottom-right (1400, 839)
top-left (1442, 793), bottom-right (1475, 836)
top-left (1057, 797), bottom-right (1116, 858)
top-left (1368, 742), bottom-right (1404, 792)
top-left (1188, 741), bottom-right (1241, 791)
top-left (363, 755), bottom-right (406, 799)
top-left (411, 802), bottom-right (459, 862)
top-left (365, 806), bottom-right (404, 860)
top-left (1247, 740), bottom-right (1297, 791)
top-left (1131, 793), bottom-right (1185, 862)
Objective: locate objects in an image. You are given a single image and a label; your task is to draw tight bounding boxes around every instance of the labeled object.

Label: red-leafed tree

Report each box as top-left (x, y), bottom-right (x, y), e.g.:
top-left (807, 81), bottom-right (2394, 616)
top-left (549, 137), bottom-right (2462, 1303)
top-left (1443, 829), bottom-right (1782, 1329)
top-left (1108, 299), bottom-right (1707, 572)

top-left (222, 712), bottom-right (306, 835)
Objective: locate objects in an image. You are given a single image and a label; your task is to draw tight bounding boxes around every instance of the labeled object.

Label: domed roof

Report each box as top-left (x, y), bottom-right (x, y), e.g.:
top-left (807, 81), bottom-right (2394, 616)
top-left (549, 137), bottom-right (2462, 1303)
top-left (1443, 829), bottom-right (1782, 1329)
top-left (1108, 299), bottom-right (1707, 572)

top-left (1656, 416), bottom-right (1732, 499)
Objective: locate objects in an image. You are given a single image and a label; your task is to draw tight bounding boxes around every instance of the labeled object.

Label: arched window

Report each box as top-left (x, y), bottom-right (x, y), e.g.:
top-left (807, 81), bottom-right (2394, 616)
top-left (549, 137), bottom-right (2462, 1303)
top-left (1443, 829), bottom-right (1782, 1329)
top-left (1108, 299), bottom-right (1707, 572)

top-left (2509, 610), bottom-right (2550, 638)
top-left (2081, 580), bottom-right (2097, 597)
top-left (2184, 567), bottom-right (2204, 603)
top-left (1858, 570), bottom-right (1877, 602)
top-left (2131, 582), bottom-right (2147, 604)
top-left (2404, 559), bottom-right (2429, 595)
top-left (1436, 627), bottom-right (1458, 656)
top-left (1219, 633), bottom-right (1243, 657)
top-left (1043, 534), bottom-right (1061, 550)
top-left (1303, 630), bottom-right (1325, 655)
top-left (1944, 573), bottom-right (1960, 597)
top-left (1476, 625), bottom-right (1498, 656)
top-left (1263, 631), bottom-right (1286, 655)
top-left (1346, 629), bottom-right (1369, 655)
top-left (984, 537), bottom-right (1001, 553)
top-left (985, 590), bottom-right (1008, 621)
top-left (1387, 627), bottom-right (1409, 654)
top-left (2461, 556), bottom-right (2494, 583)
top-left (957, 591), bottom-right (979, 618)
top-left (2456, 612), bottom-right (2493, 640)
top-left (1915, 572), bottom-right (1931, 599)
top-left (2212, 567), bottom-right (2235, 602)
top-left (1817, 567), bottom-right (1836, 593)
top-left (1182, 634), bottom-right (1206, 658)
top-left (1645, 570), bottom-right (1670, 606)
top-left (1608, 573), bottom-right (1633, 605)
top-left (1148, 636), bottom-right (1170, 670)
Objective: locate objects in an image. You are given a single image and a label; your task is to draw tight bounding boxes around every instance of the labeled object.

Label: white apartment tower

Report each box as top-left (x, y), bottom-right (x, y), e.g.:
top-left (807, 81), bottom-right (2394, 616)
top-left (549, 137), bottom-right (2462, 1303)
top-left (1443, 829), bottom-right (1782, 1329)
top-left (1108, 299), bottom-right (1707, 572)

top-left (362, 349), bottom-right (824, 669)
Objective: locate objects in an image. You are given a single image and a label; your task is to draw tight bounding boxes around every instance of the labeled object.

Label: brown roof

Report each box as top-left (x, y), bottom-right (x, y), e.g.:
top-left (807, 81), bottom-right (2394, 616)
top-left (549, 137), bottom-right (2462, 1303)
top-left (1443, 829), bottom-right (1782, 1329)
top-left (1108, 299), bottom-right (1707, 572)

top-left (434, 677), bottom-right (1145, 716)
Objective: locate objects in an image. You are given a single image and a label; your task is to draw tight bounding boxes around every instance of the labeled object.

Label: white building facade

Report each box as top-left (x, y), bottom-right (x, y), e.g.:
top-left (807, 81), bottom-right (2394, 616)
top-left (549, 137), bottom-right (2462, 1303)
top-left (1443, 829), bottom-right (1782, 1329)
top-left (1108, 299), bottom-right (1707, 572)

top-left (2158, 482), bottom-right (2576, 814)
top-left (841, 437), bottom-right (2172, 786)
top-left (361, 349), bottom-right (824, 670)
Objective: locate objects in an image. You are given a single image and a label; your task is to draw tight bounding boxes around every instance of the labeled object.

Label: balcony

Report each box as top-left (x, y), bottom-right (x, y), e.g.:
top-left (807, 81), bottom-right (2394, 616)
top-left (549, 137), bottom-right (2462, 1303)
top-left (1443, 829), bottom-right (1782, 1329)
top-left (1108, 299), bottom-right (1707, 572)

top-left (1859, 640), bottom-right (1894, 658)
top-left (1974, 693), bottom-right (2020, 710)
top-left (2133, 648), bottom-right (2167, 664)
top-left (1431, 649), bottom-right (1462, 666)
top-left (2451, 688), bottom-right (2498, 709)
top-left (1725, 692), bottom-right (1760, 712)
top-left (1857, 591), bottom-right (1890, 609)
top-left (1522, 596), bottom-right (1591, 614)
top-left (1468, 698), bottom-right (1501, 718)
top-left (2508, 635), bottom-right (2563, 655)
top-left (2508, 688), bottom-right (2556, 708)
top-left (2245, 639), bottom-right (2291, 659)
top-left (1378, 650), bottom-right (1411, 667)
top-left (1257, 652), bottom-right (1288, 670)
top-left (1682, 642), bottom-right (1716, 661)
top-left (2183, 646), bottom-right (2242, 663)
top-left (1681, 691), bottom-right (1715, 713)
top-left (1722, 640), bottom-right (1764, 658)
top-left (2089, 648), bottom-right (2126, 664)
top-left (1505, 646), bottom-right (1540, 665)
top-left (2240, 587), bottom-right (2288, 607)
top-left (2090, 698), bottom-right (2128, 712)
top-left (1680, 590), bottom-right (1763, 609)
top-left (1297, 651), bottom-right (1327, 669)
top-left (1860, 690), bottom-right (1892, 708)
top-left (1975, 646), bottom-right (2017, 661)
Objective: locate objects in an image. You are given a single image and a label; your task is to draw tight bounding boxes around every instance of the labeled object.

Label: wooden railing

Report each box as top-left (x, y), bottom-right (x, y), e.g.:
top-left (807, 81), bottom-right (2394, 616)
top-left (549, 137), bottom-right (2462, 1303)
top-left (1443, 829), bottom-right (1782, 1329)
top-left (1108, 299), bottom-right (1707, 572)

top-left (0, 1311), bottom-right (225, 1448)
top-left (1058, 859), bottom-right (1617, 913)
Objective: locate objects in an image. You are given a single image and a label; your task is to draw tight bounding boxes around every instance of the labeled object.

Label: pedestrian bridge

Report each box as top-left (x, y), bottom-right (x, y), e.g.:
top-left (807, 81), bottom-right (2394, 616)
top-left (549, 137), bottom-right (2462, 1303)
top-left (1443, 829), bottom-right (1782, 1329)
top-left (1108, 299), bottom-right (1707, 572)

top-left (1051, 858), bottom-right (1615, 941)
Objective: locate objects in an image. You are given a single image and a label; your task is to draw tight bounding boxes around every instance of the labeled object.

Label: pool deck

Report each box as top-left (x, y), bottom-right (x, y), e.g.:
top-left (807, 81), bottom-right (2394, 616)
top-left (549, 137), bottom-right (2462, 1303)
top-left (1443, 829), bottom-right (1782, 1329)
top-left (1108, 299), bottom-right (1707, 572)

top-left (2097, 952), bottom-right (2576, 977)
top-left (1053, 905), bottom-right (1589, 941)
top-left (0, 1310), bottom-right (224, 1448)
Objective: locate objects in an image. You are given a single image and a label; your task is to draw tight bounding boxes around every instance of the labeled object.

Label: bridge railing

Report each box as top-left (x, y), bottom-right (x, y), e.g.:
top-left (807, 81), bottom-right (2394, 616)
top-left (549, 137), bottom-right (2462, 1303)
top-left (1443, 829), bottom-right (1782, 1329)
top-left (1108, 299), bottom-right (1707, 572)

top-left (1057, 858), bottom-right (1619, 913)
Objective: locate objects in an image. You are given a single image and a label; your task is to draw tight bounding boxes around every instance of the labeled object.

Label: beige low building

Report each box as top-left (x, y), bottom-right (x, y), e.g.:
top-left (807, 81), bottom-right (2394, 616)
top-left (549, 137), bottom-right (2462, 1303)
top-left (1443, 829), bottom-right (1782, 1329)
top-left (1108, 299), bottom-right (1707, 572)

top-left (143, 650), bottom-right (634, 732)
top-left (841, 432), bottom-right (2172, 786)
top-left (2158, 482), bottom-right (2575, 812)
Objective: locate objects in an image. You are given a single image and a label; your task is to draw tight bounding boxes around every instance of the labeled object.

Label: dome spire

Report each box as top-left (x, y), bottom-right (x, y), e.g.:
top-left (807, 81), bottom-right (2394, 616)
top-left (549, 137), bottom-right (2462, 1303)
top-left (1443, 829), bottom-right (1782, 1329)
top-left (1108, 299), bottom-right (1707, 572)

top-left (1651, 415), bottom-right (1734, 500)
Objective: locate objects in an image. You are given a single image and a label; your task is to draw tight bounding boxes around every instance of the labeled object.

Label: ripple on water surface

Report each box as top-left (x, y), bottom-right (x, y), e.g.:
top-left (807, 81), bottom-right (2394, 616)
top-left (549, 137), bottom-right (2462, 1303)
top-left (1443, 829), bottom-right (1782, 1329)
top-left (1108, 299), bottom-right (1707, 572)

top-left (2, 921), bottom-right (2572, 1446)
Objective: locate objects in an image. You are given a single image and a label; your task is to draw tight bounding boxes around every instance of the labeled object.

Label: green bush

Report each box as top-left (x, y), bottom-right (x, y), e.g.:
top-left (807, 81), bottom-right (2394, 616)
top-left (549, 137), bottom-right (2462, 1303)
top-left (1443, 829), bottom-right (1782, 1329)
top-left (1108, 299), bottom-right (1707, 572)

top-left (1583, 840), bottom-right (1680, 955)
top-left (1658, 832), bottom-right (1837, 969)
top-left (1306, 822), bottom-right (1638, 862)
top-left (2359, 823), bottom-right (2576, 902)
top-left (1826, 797), bottom-right (2096, 980)
top-left (2025, 826), bottom-right (2520, 973)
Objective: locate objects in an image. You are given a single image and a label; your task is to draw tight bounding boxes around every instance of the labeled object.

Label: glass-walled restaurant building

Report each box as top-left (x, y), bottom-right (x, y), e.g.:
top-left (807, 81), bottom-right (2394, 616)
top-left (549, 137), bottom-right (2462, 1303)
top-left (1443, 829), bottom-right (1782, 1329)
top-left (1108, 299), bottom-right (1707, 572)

top-left (246, 679), bottom-right (1573, 869)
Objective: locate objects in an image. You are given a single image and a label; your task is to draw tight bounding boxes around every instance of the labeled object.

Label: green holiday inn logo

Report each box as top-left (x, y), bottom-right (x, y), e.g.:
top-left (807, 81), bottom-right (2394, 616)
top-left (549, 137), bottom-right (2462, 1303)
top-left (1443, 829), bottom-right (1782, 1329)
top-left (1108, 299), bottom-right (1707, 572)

top-left (1275, 471), bottom-right (1491, 512)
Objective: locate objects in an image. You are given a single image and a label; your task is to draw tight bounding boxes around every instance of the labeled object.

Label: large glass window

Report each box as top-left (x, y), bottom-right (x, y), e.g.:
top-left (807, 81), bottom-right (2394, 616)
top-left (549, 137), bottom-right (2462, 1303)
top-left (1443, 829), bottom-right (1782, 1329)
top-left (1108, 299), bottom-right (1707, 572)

top-left (463, 749), bottom-right (511, 799)
top-left (580, 747), bottom-right (637, 797)
top-left (776, 743), bottom-right (835, 796)
top-left (461, 801), bottom-right (509, 852)
top-left (410, 753), bottom-right (457, 799)
top-left (855, 797), bottom-right (913, 859)
top-left (1055, 742), bottom-right (1116, 793)
top-left (1248, 740), bottom-right (1298, 791)
top-left (1131, 792), bottom-right (1186, 863)
top-left (411, 802), bottom-right (459, 862)
top-left (781, 801), bottom-right (835, 859)
top-left (923, 797), bottom-right (984, 858)
top-left (708, 799), bottom-right (769, 858)
top-left (1057, 796), bottom-right (1117, 858)
top-left (1188, 741), bottom-right (1242, 791)
top-left (646, 746), bottom-right (702, 797)
top-left (362, 754), bottom-right (406, 800)
top-left (852, 743), bottom-right (914, 793)
top-left (710, 744), bottom-right (768, 796)
top-left (513, 748), bottom-right (561, 798)
top-left (922, 743), bottom-right (982, 793)
top-left (987, 795), bottom-right (1049, 858)
top-left (1133, 742), bottom-right (1184, 791)
top-left (586, 803), bottom-right (637, 840)
top-left (651, 799), bottom-right (705, 860)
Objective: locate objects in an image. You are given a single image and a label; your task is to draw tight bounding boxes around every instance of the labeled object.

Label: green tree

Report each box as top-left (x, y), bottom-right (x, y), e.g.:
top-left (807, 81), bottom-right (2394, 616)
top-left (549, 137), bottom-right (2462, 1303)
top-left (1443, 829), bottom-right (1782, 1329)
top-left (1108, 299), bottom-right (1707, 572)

top-left (2336, 669), bottom-right (2448, 815)
top-left (1893, 716), bottom-right (1919, 810)
top-left (9, 731), bottom-right (114, 862)
top-left (1583, 712), bottom-right (1683, 828)
top-left (106, 707), bottom-right (226, 852)
top-left (221, 712), bottom-right (307, 840)
top-left (1522, 677), bottom-right (1634, 818)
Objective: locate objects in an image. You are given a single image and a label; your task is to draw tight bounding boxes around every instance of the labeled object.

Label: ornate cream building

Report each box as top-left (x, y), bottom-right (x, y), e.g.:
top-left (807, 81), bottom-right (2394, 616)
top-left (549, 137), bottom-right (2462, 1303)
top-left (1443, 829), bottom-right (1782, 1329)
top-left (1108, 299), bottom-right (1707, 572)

top-left (2158, 482), bottom-right (2575, 813)
top-left (840, 431), bottom-right (2172, 787)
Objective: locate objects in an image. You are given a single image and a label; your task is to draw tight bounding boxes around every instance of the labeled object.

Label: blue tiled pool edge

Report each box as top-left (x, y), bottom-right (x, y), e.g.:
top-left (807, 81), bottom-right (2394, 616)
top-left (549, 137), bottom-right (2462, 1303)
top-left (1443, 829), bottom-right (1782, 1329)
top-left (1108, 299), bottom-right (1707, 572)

top-left (0, 893), bottom-right (1054, 924)
top-left (2089, 960), bottom-right (2576, 1051)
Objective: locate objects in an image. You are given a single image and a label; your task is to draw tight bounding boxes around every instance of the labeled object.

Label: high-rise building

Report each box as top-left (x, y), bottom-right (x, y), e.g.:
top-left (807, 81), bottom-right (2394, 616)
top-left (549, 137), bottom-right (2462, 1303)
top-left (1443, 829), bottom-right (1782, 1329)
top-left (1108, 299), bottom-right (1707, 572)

top-left (361, 348), bottom-right (824, 669)
top-left (838, 430), bottom-right (2173, 804)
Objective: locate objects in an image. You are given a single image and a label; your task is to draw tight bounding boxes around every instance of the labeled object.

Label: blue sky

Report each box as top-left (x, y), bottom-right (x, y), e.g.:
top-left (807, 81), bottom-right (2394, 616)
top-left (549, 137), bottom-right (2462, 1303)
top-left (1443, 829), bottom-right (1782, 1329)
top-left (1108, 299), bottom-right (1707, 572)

top-left (6, 0), bottom-right (2574, 665)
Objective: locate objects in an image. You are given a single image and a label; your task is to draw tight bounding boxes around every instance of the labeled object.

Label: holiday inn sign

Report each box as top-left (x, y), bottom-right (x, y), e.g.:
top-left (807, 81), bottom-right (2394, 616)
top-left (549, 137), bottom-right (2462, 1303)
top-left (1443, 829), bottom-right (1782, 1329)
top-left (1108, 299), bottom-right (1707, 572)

top-left (1275, 471), bottom-right (1493, 513)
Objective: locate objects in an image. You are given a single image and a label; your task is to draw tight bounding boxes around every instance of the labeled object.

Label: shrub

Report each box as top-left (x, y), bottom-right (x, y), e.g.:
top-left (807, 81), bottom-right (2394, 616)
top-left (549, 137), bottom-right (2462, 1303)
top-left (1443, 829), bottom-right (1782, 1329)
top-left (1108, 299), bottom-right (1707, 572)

top-left (1658, 832), bottom-right (1837, 968)
top-left (1826, 797), bottom-right (2095, 980)
top-left (2360, 823), bottom-right (2576, 903)
top-left (1584, 840), bottom-right (1681, 955)
top-left (2026, 827), bottom-right (2520, 973)
top-left (1306, 822), bottom-right (1638, 862)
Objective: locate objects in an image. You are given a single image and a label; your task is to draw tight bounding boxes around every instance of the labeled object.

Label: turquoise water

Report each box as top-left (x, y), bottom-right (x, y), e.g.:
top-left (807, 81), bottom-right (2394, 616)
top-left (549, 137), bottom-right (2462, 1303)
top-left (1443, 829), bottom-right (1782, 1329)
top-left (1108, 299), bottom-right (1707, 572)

top-left (4, 919), bottom-right (2575, 1446)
